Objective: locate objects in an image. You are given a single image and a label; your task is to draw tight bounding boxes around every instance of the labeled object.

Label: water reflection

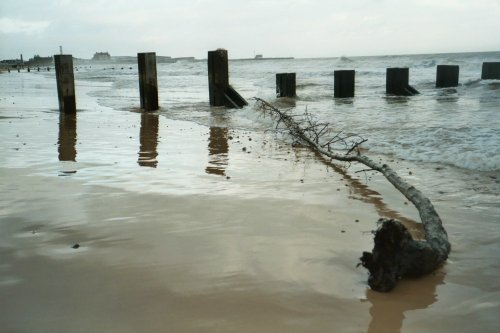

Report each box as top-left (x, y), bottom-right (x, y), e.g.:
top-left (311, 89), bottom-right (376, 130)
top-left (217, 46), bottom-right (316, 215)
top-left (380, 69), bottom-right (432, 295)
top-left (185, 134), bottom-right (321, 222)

top-left (383, 96), bottom-right (410, 105)
top-left (334, 98), bottom-right (354, 106)
top-left (205, 127), bottom-right (229, 176)
top-left (366, 271), bottom-right (445, 333)
top-left (274, 97), bottom-right (297, 109)
top-left (58, 113), bottom-right (77, 161)
top-left (436, 88), bottom-right (459, 103)
top-left (138, 113), bottom-right (159, 168)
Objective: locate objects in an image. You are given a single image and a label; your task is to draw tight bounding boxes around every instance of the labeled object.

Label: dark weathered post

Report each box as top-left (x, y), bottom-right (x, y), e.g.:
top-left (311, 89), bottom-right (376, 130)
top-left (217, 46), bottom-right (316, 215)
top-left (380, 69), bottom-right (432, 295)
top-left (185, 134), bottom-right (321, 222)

top-left (207, 49), bottom-right (247, 108)
top-left (54, 54), bottom-right (76, 113)
top-left (436, 65), bottom-right (459, 88)
top-left (276, 73), bottom-right (296, 97)
top-left (208, 49), bottom-right (229, 106)
top-left (137, 52), bottom-right (159, 111)
top-left (334, 70), bottom-right (355, 98)
top-left (27, 67), bottom-right (31, 73)
top-left (386, 67), bottom-right (419, 96)
top-left (481, 62), bottom-right (500, 79)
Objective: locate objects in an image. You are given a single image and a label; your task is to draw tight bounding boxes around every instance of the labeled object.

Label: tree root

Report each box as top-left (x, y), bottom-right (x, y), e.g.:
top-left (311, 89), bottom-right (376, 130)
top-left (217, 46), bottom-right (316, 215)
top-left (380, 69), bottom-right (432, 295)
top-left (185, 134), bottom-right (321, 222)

top-left (252, 97), bottom-right (451, 292)
top-left (360, 219), bottom-right (442, 292)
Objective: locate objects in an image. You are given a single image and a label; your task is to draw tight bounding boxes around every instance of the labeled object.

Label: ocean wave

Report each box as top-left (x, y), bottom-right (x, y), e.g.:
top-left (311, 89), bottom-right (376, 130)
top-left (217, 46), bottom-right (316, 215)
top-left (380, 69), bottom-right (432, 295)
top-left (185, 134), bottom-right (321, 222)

top-left (296, 82), bottom-right (323, 88)
top-left (339, 56), bottom-right (354, 63)
top-left (416, 60), bottom-right (437, 68)
top-left (367, 127), bottom-right (500, 171)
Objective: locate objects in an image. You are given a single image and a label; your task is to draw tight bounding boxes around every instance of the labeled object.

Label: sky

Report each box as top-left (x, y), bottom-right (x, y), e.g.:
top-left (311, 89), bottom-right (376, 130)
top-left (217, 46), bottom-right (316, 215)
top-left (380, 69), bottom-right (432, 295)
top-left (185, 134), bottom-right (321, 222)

top-left (1, 0), bottom-right (500, 60)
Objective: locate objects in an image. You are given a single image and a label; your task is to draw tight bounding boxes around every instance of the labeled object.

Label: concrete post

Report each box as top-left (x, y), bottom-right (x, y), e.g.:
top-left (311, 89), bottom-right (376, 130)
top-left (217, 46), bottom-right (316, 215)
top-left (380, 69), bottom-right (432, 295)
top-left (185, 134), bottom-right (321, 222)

top-left (334, 70), bottom-right (355, 98)
top-left (137, 52), bottom-right (159, 111)
top-left (386, 67), bottom-right (419, 96)
top-left (208, 49), bottom-right (229, 106)
top-left (276, 73), bottom-right (296, 97)
top-left (436, 65), bottom-right (459, 88)
top-left (481, 62), bottom-right (500, 79)
top-left (54, 55), bottom-right (76, 113)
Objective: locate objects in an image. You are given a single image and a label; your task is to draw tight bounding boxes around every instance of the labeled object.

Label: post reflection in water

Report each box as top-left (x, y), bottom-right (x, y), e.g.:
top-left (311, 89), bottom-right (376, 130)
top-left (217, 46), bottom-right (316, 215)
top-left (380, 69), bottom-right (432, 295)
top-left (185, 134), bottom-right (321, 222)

top-left (366, 271), bottom-right (445, 333)
top-left (205, 126), bottom-right (229, 176)
top-left (58, 113), bottom-right (77, 162)
top-left (138, 113), bottom-right (159, 168)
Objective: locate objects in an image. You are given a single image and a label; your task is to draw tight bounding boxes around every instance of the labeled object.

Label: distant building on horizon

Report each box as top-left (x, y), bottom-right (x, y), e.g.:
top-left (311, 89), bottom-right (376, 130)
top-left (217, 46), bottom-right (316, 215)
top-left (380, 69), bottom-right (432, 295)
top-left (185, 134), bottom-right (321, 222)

top-left (92, 52), bottom-right (111, 61)
top-left (27, 55), bottom-right (53, 66)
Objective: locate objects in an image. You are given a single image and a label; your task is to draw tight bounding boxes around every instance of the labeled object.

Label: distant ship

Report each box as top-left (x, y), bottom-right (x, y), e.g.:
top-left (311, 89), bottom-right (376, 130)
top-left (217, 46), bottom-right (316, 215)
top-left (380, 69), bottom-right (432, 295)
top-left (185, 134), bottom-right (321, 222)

top-left (27, 55), bottom-right (53, 66)
top-left (92, 52), bottom-right (111, 61)
top-left (236, 54), bottom-right (294, 61)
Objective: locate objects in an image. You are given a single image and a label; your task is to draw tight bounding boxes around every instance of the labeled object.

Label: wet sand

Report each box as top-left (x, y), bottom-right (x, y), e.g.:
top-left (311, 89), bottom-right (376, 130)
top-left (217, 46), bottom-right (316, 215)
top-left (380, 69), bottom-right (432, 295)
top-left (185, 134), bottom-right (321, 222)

top-left (1, 72), bottom-right (499, 332)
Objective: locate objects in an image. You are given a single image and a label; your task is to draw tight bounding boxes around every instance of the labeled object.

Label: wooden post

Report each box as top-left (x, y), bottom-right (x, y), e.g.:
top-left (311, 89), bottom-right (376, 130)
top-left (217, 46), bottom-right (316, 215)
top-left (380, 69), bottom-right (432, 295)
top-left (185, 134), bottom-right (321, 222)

top-left (54, 55), bottom-right (76, 113)
top-left (334, 70), bottom-right (355, 98)
top-left (386, 67), bottom-right (419, 96)
top-left (137, 52), bottom-right (159, 111)
top-left (207, 49), bottom-right (247, 108)
top-left (436, 65), bottom-right (459, 88)
top-left (481, 62), bottom-right (500, 79)
top-left (276, 73), bottom-right (296, 97)
top-left (208, 49), bottom-right (229, 106)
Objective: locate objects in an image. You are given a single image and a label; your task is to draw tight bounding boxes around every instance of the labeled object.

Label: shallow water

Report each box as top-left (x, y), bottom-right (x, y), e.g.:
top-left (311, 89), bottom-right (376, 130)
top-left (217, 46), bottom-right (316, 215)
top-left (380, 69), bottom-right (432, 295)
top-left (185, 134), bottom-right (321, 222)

top-left (0, 53), bottom-right (499, 332)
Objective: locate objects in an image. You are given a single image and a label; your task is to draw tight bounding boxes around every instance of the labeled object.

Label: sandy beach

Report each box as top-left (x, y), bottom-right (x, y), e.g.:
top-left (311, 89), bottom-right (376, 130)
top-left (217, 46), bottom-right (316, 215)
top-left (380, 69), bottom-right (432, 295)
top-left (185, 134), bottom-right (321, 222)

top-left (1, 67), bottom-right (499, 332)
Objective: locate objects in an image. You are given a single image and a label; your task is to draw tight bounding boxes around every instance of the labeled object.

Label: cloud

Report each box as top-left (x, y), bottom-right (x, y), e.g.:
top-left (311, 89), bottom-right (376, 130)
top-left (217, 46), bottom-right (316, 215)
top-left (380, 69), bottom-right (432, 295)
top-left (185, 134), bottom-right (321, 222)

top-left (0, 0), bottom-right (499, 59)
top-left (0, 17), bottom-right (51, 35)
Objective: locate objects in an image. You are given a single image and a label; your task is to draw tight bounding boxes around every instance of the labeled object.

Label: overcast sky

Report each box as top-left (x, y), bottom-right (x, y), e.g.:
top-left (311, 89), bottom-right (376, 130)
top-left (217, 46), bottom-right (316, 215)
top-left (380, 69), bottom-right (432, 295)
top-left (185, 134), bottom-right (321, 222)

top-left (1, 0), bottom-right (499, 60)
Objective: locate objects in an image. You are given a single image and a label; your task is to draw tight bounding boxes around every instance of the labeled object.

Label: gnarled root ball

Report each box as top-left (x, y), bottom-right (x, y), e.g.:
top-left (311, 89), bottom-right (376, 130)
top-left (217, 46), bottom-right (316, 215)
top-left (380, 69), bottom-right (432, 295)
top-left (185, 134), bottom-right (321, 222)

top-left (360, 219), bottom-right (442, 292)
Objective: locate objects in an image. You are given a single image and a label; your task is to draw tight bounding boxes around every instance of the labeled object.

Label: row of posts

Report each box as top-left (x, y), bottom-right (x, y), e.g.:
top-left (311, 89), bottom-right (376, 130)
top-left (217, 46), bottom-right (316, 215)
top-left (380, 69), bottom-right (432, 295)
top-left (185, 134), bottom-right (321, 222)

top-left (7, 67), bottom-right (51, 73)
top-left (279, 63), bottom-right (500, 98)
top-left (52, 52), bottom-right (500, 113)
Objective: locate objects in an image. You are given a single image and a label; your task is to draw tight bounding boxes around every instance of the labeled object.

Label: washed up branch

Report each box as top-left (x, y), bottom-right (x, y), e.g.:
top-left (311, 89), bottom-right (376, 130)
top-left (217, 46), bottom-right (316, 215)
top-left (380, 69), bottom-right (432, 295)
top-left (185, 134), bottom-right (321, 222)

top-left (252, 97), bottom-right (451, 292)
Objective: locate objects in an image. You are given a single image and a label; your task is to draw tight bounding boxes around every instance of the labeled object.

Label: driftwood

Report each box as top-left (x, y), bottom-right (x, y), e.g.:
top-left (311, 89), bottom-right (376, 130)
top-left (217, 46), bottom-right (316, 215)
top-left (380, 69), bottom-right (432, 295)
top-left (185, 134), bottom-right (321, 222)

top-left (252, 97), bottom-right (451, 292)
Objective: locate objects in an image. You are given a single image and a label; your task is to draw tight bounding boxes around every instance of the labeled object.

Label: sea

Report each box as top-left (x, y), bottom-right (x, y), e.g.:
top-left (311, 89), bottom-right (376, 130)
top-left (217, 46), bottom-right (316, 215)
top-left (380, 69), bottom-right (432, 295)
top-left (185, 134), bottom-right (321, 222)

top-left (1, 50), bottom-right (499, 229)
top-left (77, 51), bottom-right (500, 171)
top-left (73, 51), bottom-right (500, 207)
top-left (1, 51), bottom-right (499, 332)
